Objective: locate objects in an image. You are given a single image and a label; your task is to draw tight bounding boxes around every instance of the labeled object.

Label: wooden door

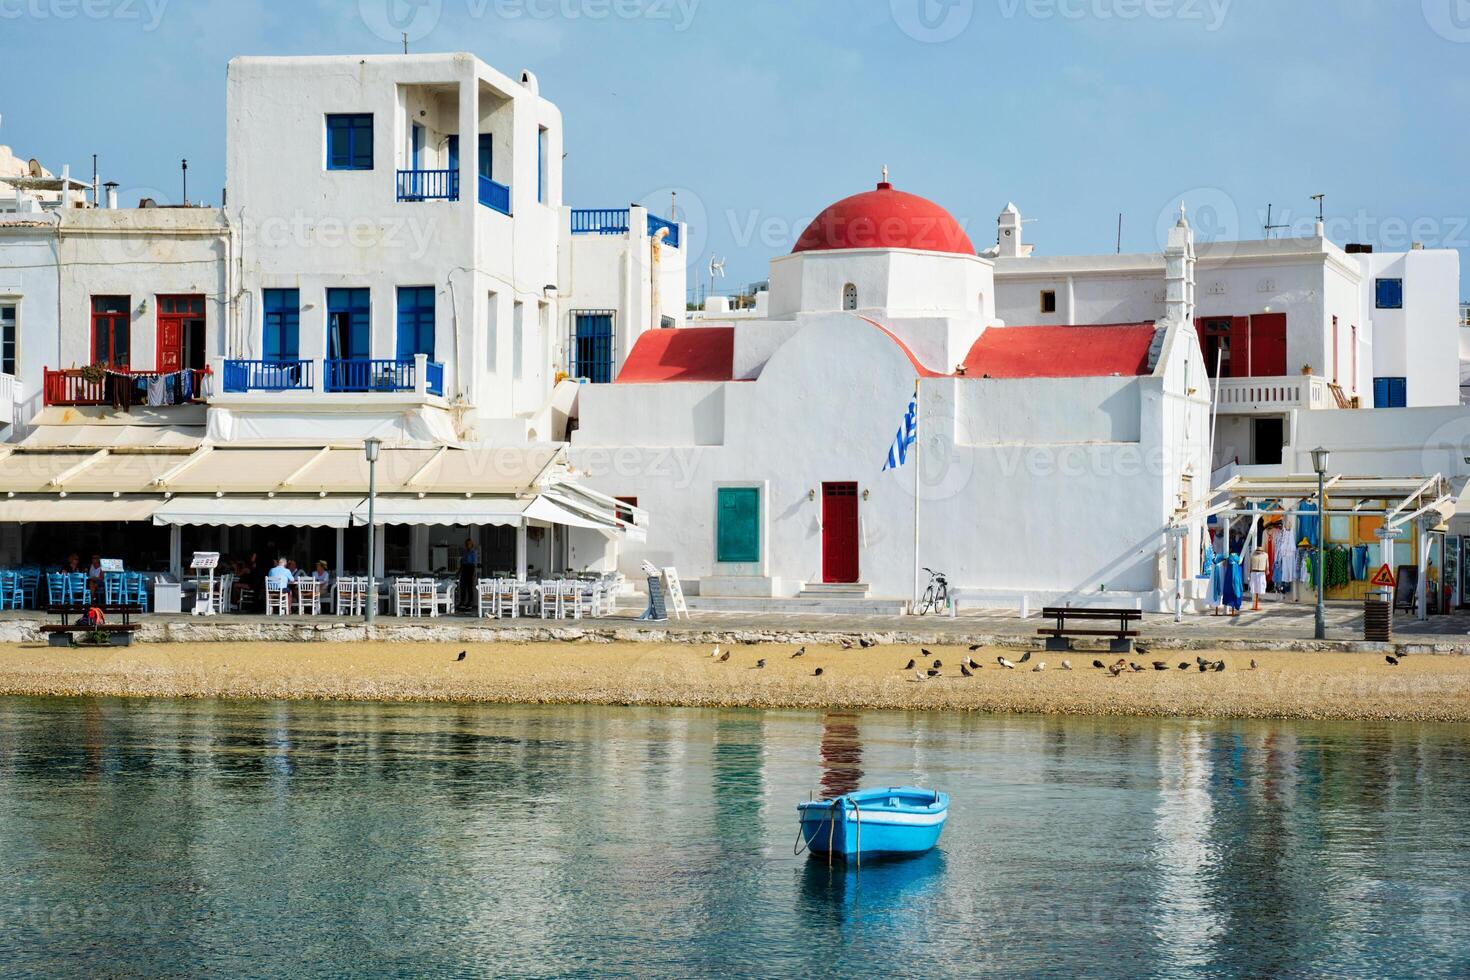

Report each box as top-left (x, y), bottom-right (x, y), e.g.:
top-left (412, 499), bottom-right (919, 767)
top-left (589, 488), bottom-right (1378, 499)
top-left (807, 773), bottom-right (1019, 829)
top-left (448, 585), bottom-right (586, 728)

top-left (821, 482), bottom-right (860, 584)
top-left (157, 295), bottom-right (203, 373)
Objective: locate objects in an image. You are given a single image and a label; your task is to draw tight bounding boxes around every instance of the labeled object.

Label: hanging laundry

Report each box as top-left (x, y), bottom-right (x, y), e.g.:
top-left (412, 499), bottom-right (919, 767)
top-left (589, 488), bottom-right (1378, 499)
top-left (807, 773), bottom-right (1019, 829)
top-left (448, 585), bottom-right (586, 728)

top-left (180, 369), bottom-right (194, 402)
top-left (147, 374), bottom-right (168, 407)
top-left (1352, 543), bottom-right (1369, 581)
top-left (1298, 501), bottom-right (1320, 549)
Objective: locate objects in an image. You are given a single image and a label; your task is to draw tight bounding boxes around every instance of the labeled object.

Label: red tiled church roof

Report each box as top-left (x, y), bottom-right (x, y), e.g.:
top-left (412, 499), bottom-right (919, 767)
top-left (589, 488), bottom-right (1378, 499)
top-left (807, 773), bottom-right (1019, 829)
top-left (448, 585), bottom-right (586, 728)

top-left (792, 182), bottom-right (976, 256)
top-left (961, 324), bottom-right (1158, 379)
top-left (616, 327), bottom-right (735, 383)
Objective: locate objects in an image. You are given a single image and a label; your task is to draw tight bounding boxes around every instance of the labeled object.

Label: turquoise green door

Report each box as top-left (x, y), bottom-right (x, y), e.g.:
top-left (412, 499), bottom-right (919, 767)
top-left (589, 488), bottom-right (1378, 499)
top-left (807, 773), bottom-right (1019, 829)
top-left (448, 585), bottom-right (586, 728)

top-left (717, 488), bottom-right (760, 563)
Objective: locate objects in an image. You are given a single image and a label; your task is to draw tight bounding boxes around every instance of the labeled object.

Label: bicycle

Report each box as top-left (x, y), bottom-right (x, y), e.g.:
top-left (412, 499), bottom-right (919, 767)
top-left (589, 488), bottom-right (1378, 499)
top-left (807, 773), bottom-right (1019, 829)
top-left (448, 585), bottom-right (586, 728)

top-left (915, 567), bottom-right (949, 616)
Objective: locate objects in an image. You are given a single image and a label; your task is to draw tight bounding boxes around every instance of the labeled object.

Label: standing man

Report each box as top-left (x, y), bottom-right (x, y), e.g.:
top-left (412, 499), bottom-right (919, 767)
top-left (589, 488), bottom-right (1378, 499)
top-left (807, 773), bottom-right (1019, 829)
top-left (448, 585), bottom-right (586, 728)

top-left (458, 537), bottom-right (478, 612)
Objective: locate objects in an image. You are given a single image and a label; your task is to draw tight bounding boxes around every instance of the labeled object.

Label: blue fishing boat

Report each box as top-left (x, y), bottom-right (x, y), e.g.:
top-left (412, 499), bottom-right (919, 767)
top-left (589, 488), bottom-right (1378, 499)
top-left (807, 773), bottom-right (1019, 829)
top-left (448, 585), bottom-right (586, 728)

top-left (796, 786), bottom-right (949, 861)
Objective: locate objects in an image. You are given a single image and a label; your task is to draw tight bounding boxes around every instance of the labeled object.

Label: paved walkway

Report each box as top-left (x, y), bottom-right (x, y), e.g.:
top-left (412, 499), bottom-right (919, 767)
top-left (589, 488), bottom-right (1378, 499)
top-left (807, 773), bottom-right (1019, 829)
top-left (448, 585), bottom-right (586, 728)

top-left (4, 599), bottom-right (1465, 653)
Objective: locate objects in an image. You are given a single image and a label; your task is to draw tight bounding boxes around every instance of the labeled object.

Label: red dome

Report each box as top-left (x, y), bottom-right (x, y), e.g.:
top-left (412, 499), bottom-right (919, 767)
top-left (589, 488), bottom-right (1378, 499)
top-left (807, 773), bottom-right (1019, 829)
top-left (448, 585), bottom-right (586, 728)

top-left (792, 182), bottom-right (975, 256)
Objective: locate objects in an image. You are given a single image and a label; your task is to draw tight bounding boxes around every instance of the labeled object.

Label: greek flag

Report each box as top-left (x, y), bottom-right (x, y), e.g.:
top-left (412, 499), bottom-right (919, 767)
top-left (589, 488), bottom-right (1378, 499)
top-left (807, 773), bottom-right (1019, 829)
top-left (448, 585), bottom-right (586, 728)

top-left (883, 399), bottom-right (918, 471)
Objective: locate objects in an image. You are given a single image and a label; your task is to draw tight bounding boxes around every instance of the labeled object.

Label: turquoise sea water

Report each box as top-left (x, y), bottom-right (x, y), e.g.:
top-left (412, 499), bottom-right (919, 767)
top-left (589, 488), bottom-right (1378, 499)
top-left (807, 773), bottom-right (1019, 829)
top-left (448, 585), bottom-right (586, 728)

top-left (1, 697), bottom-right (1468, 978)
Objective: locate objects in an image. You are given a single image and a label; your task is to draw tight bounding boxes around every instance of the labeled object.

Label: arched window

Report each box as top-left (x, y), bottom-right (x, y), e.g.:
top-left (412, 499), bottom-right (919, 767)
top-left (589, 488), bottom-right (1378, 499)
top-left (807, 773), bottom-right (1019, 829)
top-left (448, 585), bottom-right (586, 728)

top-left (842, 283), bottom-right (858, 311)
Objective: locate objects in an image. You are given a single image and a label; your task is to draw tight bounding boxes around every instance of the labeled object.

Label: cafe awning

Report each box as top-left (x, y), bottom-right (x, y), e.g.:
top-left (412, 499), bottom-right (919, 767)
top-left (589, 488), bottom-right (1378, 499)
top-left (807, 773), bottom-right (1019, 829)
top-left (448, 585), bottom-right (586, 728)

top-left (348, 496), bottom-right (529, 527)
top-left (152, 495), bottom-right (362, 529)
top-left (0, 494), bottom-right (164, 523)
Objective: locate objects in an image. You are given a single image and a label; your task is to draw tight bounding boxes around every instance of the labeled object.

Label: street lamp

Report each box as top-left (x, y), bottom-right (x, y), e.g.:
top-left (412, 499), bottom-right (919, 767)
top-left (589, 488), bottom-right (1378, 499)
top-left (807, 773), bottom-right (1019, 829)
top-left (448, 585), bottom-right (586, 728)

top-left (364, 437), bottom-right (381, 626)
top-left (1311, 446), bottom-right (1330, 640)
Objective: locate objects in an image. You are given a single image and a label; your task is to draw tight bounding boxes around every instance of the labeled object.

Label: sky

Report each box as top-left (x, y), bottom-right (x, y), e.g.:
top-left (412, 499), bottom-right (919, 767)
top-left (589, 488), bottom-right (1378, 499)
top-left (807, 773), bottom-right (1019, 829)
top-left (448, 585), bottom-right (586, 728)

top-left (2, 0), bottom-right (1468, 297)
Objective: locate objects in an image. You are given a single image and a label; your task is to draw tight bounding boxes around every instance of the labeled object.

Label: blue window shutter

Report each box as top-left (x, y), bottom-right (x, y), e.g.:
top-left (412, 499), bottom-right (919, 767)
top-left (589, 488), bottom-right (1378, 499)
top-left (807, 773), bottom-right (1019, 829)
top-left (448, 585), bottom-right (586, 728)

top-left (327, 114), bottom-right (373, 171)
top-left (263, 289), bottom-right (300, 361)
top-left (537, 127), bottom-right (547, 203)
top-left (1375, 278), bottom-right (1403, 309)
top-left (716, 488), bottom-right (760, 563)
top-left (397, 286), bottom-right (435, 361)
top-left (447, 134), bottom-right (459, 173)
top-left (478, 134), bottom-right (493, 180)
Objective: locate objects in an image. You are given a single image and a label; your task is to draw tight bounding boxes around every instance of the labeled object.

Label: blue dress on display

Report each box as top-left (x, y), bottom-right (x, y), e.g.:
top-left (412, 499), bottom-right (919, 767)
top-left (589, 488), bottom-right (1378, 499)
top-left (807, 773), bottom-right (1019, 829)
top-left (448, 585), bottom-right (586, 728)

top-left (1222, 554), bottom-right (1244, 610)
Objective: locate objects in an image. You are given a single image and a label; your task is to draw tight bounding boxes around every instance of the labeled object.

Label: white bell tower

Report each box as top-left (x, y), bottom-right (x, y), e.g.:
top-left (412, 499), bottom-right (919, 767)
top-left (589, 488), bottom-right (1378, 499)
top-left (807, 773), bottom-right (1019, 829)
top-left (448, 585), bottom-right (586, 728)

top-left (997, 202), bottom-right (1023, 258)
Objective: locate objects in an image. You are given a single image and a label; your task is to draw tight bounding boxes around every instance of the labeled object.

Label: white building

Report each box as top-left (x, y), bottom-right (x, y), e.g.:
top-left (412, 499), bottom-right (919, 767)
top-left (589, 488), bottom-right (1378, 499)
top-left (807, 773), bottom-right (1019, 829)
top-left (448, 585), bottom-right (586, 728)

top-left (570, 182), bottom-right (1213, 611)
top-left (0, 52), bottom-right (687, 579)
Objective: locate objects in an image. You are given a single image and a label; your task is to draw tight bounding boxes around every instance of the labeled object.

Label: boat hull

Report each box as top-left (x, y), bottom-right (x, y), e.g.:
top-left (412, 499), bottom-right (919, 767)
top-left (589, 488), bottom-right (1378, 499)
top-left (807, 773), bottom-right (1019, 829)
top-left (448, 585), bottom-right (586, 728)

top-left (797, 787), bottom-right (948, 860)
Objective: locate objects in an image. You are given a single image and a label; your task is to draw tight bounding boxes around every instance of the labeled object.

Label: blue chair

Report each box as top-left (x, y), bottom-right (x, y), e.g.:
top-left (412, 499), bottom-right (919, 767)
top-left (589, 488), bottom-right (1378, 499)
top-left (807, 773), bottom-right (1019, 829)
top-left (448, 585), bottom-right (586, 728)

top-left (66, 572), bottom-right (88, 605)
top-left (46, 572), bottom-right (67, 607)
top-left (0, 572), bottom-right (22, 611)
top-left (103, 570), bottom-right (126, 605)
top-left (19, 568), bottom-right (39, 608)
top-left (125, 572), bottom-right (150, 612)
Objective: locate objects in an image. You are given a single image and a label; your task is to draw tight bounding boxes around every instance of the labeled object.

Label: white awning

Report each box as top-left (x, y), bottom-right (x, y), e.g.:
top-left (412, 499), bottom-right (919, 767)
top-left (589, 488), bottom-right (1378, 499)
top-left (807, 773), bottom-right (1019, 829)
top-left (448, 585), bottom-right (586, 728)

top-left (152, 495), bottom-right (361, 528)
top-left (348, 496), bottom-right (529, 527)
top-left (0, 495), bottom-right (164, 523)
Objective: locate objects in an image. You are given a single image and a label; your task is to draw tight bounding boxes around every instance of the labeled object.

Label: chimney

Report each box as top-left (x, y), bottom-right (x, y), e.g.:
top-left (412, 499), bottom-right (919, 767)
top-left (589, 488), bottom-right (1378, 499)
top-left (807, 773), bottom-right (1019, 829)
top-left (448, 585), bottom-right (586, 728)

top-left (104, 181), bottom-right (119, 209)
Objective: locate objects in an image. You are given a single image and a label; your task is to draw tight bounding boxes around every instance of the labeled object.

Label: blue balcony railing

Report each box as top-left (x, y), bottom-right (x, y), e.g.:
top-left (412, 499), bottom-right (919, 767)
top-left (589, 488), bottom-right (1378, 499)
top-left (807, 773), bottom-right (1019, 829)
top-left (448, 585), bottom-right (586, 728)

top-left (647, 213), bottom-right (680, 248)
top-left (222, 359), bottom-right (313, 393)
top-left (478, 175), bottom-right (511, 215)
top-left (325, 358), bottom-right (444, 396)
top-left (397, 169), bottom-right (459, 202)
top-left (571, 208), bottom-right (631, 235)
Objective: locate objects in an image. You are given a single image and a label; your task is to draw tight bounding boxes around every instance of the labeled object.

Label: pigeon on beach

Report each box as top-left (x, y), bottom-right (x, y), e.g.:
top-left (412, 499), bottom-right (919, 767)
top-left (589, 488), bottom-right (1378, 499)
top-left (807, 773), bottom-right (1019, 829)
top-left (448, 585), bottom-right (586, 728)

top-left (1385, 655), bottom-right (1399, 666)
top-left (790, 646), bottom-right (806, 659)
top-left (1061, 660), bottom-right (1072, 670)
top-left (932, 659), bottom-right (943, 669)
top-left (1093, 660), bottom-right (1105, 669)
top-left (455, 651), bottom-right (466, 662)
top-left (813, 667), bottom-right (824, 677)
top-left (1032, 662), bottom-right (1046, 672)
top-left (905, 659), bottom-right (917, 670)
top-left (1018, 652), bottom-right (1032, 664)
top-left (997, 656), bottom-right (1016, 670)
top-left (960, 662), bottom-right (974, 677)
top-left (754, 659), bottom-right (766, 669)
top-left (839, 639), bottom-right (854, 650)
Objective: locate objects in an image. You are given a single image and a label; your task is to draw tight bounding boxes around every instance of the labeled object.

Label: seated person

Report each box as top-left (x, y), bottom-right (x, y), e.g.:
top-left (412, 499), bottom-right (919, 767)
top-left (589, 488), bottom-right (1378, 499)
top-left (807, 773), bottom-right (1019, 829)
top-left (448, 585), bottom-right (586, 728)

top-left (265, 558), bottom-right (294, 591)
top-left (312, 560), bottom-right (331, 588)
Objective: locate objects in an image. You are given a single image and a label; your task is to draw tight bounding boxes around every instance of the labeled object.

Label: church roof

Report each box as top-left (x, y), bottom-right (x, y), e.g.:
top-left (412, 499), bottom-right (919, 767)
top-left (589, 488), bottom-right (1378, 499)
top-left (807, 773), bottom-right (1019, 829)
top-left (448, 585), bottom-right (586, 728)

top-left (792, 181), bottom-right (975, 256)
top-left (615, 327), bottom-right (735, 383)
top-left (961, 324), bottom-right (1159, 378)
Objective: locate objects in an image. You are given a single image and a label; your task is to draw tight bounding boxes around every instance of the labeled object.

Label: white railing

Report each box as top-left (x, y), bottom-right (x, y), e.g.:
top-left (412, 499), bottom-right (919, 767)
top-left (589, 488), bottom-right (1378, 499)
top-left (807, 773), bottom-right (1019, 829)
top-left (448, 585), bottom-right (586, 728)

top-left (0, 373), bottom-right (15, 426)
top-left (1213, 375), bottom-right (1333, 413)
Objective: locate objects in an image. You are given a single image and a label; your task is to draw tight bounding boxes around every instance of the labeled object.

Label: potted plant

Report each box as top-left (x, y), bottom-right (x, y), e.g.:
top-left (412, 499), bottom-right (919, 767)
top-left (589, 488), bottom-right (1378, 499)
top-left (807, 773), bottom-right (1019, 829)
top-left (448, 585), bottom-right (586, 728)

top-left (1300, 364), bottom-right (1313, 376)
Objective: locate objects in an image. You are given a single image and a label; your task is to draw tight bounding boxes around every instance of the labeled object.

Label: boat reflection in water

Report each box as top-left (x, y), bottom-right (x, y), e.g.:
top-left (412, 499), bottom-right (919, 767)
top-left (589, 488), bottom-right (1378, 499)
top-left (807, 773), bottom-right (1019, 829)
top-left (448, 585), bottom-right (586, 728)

top-left (799, 848), bottom-right (949, 919)
top-left (818, 712), bottom-right (864, 799)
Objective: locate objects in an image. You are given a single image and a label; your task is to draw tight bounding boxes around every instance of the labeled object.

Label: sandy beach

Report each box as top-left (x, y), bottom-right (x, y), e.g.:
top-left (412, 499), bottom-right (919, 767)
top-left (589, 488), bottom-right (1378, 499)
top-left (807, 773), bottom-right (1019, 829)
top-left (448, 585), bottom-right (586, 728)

top-left (1, 640), bottom-right (1468, 722)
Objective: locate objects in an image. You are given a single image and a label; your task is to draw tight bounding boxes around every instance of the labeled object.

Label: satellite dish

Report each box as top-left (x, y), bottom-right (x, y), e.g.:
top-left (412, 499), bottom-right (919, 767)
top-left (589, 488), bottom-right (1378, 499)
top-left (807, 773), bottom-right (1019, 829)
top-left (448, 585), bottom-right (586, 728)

top-left (27, 158), bottom-right (43, 177)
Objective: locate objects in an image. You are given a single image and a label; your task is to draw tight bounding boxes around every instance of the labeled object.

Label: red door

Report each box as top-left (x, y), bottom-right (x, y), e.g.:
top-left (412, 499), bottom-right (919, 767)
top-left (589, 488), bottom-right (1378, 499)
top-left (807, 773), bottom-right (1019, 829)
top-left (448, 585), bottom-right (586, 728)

top-left (1249, 312), bottom-right (1287, 377)
top-left (822, 482), bottom-right (860, 584)
top-left (156, 295), bottom-right (204, 374)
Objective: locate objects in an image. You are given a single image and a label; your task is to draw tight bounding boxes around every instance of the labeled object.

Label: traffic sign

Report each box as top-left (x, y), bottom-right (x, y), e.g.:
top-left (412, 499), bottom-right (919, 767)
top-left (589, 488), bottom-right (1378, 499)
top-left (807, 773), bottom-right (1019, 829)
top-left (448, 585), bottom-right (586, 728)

top-left (1369, 564), bottom-right (1397, 588)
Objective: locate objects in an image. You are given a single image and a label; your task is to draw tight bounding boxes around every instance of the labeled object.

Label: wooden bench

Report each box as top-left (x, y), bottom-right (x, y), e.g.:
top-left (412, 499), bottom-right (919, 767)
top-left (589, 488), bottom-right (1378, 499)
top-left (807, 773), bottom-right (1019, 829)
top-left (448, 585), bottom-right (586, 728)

top-left (1037, 606), bottom-right (1142, 653)
top-left (42, 603), bottom-right (145, 647)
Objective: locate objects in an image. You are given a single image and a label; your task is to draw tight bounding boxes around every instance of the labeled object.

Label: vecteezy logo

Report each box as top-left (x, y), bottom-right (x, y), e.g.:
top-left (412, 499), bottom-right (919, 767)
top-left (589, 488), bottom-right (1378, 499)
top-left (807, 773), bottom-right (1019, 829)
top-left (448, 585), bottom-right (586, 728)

top-left (1423, 0), bottom-right (1470, 41)
top-left (360, 0), bottom-right (442, 44)
top-left (890, 0), bottom-right (974, 42)
top-left (1155, 187), bottom-right (1240, 254)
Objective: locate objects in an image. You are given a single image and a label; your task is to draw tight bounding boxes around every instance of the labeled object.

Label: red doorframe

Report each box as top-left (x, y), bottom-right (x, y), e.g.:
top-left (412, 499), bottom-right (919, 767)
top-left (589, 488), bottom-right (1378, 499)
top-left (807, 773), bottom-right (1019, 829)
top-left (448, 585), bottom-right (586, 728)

top-left (821, 482), bottom-right (860, 584)
top-left (156, 294), bottom-right (205, 374)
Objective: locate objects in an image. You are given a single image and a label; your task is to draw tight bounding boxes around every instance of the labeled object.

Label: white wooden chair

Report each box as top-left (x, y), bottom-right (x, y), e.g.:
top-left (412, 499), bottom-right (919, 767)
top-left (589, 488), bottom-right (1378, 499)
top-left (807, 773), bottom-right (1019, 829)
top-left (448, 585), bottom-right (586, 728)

top-left (414, 578), bottom-right (439, 618)
top-left (333, 577), bottom-right (359, 616)
top-left (393, 578), bottom-right (417, 617)
top-left (435, 581), bottom-right (457, 617)
top-left (296, 579), bottom-right (322, 615)
top-left (476, 579), bottom-right (497, 618)
top-left (494, 579), bottom-right (520, 619)
top-left (265, 582), bottom-right (291, 616)
top-left (212, 573), bottom-right (234, 614)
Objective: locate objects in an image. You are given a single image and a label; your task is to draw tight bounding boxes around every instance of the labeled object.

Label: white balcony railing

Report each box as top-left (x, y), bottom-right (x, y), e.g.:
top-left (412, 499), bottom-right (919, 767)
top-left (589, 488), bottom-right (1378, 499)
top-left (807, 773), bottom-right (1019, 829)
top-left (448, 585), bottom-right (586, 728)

top-left (1213, 375), bottom-right (1334, 414)
top-left (0, 373), bottom-right (16, 426)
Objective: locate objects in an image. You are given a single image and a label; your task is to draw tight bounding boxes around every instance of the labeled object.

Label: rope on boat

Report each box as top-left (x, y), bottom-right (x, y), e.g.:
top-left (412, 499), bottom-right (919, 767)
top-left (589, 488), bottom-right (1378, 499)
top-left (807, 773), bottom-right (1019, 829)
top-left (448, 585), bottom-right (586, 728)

top-left (851, 797), bottom-right (861, 875)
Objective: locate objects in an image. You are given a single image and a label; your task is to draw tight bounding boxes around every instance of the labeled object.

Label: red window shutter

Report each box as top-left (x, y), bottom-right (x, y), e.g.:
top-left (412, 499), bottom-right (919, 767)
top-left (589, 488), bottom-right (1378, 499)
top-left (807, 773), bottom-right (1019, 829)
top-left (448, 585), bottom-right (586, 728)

top-left (1249, 313), bottom-right (1287, 377)
top-left (1231, 316), bottom-right (1252, 378)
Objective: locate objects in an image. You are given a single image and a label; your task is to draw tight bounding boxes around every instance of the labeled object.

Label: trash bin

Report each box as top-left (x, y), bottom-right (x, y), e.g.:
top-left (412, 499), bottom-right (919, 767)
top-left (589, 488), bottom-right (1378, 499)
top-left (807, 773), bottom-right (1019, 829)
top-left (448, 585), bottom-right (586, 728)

top-left (1364, 589), bottom-right (1392, 643)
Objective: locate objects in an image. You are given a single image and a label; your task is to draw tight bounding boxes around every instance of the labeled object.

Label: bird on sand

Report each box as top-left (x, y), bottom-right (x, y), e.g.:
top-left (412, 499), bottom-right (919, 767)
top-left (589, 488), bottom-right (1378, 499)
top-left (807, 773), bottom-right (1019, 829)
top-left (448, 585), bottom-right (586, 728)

top-left (1198, 663), bottom-right (1208, 673)
top-left (1250, 659), bottom-right (1258, 670)
top-left (914, 670), bottom-right (928, 682)
top-left (1018, 651), bottom-right (1032, 664)
top-left (790, 646), bottom-right (806, 659)
top-left (1152, 661), bottom-right (1169, 671)
top-left (711, 645), bottom-right (722, 659)
top-left (1129, 662), bottom-right (1144, 673)
top-left (1196, 656), bottom-right (1208, 667)
top-left (1032, 662), bottom-right (1046, 672)
top-left (997, 656), bottom-right (1017, 669)
top-left (1108, 663), bottom-right (1124, 677)
top-left (1213, 660), bottom-right (1226, 672)
top-left (813, 667), bottom-right (824, 677)
top-left (859, 638), bottom-right (875, 649)
top-left (921, 648), bottom-right (935, 659)
top-left (1061, 660), bottom-right (1073, 671)
top-left (968, 643), bottom-right (983, 652)
top-left (1386, 654), bottom-right (1400, 666)
top-left (1178, 662), bottom-right (1191, 671)
top-left (456, 651), bottom-right (467, 662)
top-left (839, 639), bottom-right (854, 650)
top-left (1136, 643), bottom-right (1151, 655)
top-left (718, 651), bottom-right (731, 663)
top-left (1093, 660), bottom-right (1106, 669)
top-left (926, 668), bottom-right (941, 677)
top-left (931, 659), bottom-right (943, 669)
top-left (960, 662), bottom-right (974, 677)
top-left (754, 659), bottom-right (766, 669)
top-left (905, 658), bottom-right (917, 670)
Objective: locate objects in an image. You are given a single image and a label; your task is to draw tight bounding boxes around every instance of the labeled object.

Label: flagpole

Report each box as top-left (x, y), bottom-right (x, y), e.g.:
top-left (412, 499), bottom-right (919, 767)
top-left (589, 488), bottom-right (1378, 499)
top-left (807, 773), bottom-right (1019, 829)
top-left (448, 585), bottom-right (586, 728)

top-left (912, 377), bottom-right (921, 613)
